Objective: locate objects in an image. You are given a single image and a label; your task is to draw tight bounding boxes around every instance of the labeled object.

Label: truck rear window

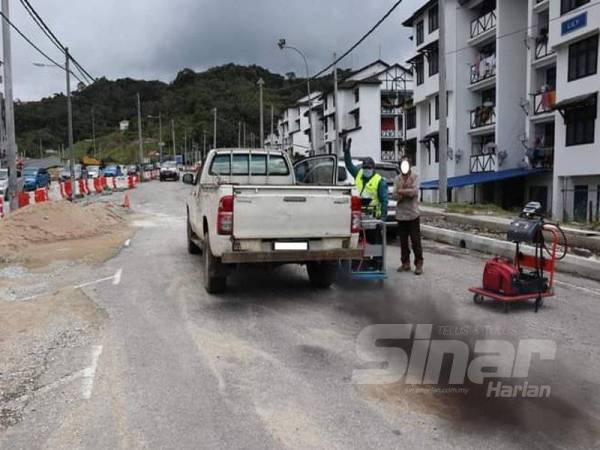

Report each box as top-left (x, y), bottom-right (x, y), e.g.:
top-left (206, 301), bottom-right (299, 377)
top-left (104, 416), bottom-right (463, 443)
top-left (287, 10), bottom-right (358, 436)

top-left (209, 154), bottom-right (290, 176)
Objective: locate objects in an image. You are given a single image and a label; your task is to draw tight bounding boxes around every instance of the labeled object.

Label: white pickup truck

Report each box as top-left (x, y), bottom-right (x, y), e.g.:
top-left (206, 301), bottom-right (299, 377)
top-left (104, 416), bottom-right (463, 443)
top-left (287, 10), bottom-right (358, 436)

top-left (183, 149), bottom-right (362, 293)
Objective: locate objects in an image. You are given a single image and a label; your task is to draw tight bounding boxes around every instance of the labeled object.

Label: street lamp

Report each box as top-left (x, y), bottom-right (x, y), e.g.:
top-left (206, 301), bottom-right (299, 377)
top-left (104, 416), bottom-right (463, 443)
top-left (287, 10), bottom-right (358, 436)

top-left (147, 113), bottom-right (163, 163)
top-left (277, 38), bottom-right (314, 154)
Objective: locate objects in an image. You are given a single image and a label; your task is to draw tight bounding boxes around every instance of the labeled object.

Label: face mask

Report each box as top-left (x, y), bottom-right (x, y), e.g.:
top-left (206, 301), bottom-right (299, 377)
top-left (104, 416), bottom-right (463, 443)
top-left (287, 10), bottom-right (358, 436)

top-left (400, 160), bottom-right (410, 175)
top-left (363, 169), bottom-right (374, 178)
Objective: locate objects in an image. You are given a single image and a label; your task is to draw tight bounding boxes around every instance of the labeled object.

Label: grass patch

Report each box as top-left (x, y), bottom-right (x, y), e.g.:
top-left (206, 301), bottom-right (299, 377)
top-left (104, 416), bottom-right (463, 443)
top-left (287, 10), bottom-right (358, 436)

top-left (445, 202), bottom-right (517, 217)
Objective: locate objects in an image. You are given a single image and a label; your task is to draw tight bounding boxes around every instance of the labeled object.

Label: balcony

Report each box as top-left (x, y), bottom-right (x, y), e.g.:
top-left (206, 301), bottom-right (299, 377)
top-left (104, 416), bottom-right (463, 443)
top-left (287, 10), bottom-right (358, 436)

top-left (530, 147), bottom-right (554, 169)
top-left (534, 37), bottom-right (555, 60)
top-left (470, 153), bottom-right (497, 173)
top-left (470, 10), bottom-right (497, 40)
top-left (470, 55), bottom-right (496, 85)
top-left (470, 106), bottom-right (496, 129)
top-left (533, 90), bottom-right (556, 115)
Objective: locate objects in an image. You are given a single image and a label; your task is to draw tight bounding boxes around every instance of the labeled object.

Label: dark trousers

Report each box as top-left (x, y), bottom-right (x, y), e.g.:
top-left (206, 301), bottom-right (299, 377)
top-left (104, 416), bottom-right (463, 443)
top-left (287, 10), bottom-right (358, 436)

top-left (398, 217), bottom-right (423, 265)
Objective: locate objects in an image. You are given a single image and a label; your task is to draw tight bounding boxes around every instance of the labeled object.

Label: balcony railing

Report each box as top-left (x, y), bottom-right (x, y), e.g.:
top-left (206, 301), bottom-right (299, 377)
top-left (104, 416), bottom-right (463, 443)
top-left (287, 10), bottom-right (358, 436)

top-left (470, 55), bottom-right (496, 84)
top-left (470, 106), bottom-right (496, 129)
top-left (470, 153), bottom-right (497, 173)
top-left (535, 37), bottom-right (554, 60)
top-left (530, 147), bottom-right (554, 169)
top-left (381, 130), bottom-right (401, 139)
top-left (533, 90), bottom-right (556, 115)
top-left (470, 10), bottom-right (497, 39)
top-left (381, 107), bottom-right (401, 115)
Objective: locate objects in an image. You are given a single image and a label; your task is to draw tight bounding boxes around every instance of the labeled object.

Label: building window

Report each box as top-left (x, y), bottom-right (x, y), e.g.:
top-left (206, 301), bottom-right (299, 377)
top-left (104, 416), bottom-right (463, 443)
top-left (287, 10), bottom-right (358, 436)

top-left (565, 103), bottom-right (596, 146)
top-left (416, 57), bottom-right (424, 85)
top-left (406, 107), bottom-right (417, 130)
top-left (561, 0), bottom-right (590, 15)
top-left (435, 95), bottom-right (439, 120)
top-left (568, 35), bottom-right (598, 82)
top-left (428, 48), bottom-right (439, 76)
top-left (428, 102), bottom-right (431, 125)
top-left (416, 20), bottom-right (424, 45)
top-left (354, 88), bottom-right (360, 103)
top-left (428, 5), bottom-right (439, 33)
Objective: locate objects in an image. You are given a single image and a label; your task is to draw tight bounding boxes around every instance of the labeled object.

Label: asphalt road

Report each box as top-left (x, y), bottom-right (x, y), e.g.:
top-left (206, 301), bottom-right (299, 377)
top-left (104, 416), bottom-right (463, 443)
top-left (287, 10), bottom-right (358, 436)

top-left (2, 180), bottom-right (600, 450)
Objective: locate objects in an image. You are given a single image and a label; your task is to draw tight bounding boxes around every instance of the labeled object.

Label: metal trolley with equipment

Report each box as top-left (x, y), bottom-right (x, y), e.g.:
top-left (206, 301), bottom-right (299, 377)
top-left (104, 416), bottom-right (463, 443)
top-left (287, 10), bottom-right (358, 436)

top-left (469, 202), bottom-right (567, 313)
top-left (348, 198), bottom-right (388, 281)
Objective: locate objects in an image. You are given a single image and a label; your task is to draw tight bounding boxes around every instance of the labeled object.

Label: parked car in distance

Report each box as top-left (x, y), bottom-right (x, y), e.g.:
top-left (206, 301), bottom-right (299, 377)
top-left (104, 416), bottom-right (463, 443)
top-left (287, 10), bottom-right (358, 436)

top-left (126, 165), bottom-right (139, 176)
top-left (103, 165), bottom-right (123, 177)
top-left (59, 164), bottom-right (85, 181)
top-left (0, 167), bottom-right (24, 200)
top-left (23, 167), bottom-right (51, 191)
top-left (86, 165), bottom-right (101, 178)
top-left (160, 161), bottom-right (179, 181)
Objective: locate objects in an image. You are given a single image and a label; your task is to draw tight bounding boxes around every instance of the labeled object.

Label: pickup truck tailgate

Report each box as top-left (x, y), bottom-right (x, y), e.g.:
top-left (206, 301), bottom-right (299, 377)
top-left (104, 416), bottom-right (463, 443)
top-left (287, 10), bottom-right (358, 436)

top-left (232, 186), bottom-right (352, 239)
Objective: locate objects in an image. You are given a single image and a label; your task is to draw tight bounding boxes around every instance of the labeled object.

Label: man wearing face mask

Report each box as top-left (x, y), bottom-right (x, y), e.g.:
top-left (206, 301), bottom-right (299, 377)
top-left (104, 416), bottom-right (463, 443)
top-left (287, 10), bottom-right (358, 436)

top-left (342, 138), bottom-right (388, 222)
top-left (394, 157), bottom-right (423, 275)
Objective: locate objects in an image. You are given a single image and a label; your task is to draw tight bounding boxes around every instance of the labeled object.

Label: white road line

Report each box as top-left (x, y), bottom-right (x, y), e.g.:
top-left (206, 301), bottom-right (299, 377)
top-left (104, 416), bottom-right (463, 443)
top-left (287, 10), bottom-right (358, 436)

top-left (81, 345), bottom-right (103, 400)
top-left (124, 239), bottom-right (131, 247)
top-left (555, 280), bottom-right (600, 297)
top-left (113, 268), bottom-right (122, 285)
top-left (74, 275), bottom-right (116, 289)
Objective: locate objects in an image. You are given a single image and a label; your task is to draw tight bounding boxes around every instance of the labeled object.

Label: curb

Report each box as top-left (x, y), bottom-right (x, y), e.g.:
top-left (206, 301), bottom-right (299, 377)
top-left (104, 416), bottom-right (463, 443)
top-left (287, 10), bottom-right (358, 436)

top-left (421, 224), bottom-right (600, 282)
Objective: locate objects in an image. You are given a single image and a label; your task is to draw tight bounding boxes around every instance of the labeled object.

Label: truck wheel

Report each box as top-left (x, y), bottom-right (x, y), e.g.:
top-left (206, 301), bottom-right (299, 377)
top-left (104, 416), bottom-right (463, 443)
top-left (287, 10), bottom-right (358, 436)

top-left (307, 261), bottom-right (338, 288)
top-left (187, 217), bottom-right (201, 255)
top-left (203, 232), bottom-right (226, 294)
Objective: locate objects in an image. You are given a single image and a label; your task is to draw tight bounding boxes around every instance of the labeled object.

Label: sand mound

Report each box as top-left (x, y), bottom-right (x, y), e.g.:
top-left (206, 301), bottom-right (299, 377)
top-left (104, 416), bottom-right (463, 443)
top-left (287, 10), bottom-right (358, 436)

top-left (0, 201), bottom-right (128, 262)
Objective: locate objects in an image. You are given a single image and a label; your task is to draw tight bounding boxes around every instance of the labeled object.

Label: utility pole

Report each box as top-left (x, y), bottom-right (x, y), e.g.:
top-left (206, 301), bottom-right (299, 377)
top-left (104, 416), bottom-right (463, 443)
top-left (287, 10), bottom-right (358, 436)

top-left (171, 119), bottom-right (176, 159)
top-left (438, 0), bottom-right (448, 205)
top-left (66, 47), bottom-right (76, 196)
top-left (203, 129), bottom-right (206, 159)
top-left (238, 121), bottom-right (241, 147)
top-left (257, 78), bottom-right (265, 148)
top-left (2, 0), bottom-right (17, 210)
top-left (184, 127), bottom-right (188, 163)
top-left (243, 122), bottom-right (246, 147)
top-left (158, 112), bottom-right (163, 163)
top-left (39, 136), bottom-right (42, 158)
top-left (136, 93), bottom-right (143, 166)
top-left (333, 52), bottom-right (340, 155)
top-left (213, 108), bottom-right (217, 150)
top-left (270, 104), bottom-right (274, 148)
top-left (91, 107), bottom-right (96, 158)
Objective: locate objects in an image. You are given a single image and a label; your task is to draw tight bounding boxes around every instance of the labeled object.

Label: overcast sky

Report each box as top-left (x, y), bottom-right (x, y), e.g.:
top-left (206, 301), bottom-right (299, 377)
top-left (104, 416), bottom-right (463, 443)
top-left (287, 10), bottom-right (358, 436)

top-left (6, 0), bottom-right (425, 101)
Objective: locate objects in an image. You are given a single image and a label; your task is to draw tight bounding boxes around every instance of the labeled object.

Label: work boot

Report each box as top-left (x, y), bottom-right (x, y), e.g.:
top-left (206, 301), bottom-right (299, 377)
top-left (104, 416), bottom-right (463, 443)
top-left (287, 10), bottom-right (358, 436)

top-left (414, 261), bottom-right (424, 275)
top-left (397, 263), bottom-right (411, 272)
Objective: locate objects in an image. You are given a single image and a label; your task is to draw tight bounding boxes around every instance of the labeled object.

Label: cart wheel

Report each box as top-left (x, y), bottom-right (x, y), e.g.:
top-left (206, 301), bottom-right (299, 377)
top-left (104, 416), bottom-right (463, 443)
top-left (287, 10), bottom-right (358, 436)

top-left (473, 293), bottom-right (484, 304)
top-left (503, 302), bottom-right (510, 314)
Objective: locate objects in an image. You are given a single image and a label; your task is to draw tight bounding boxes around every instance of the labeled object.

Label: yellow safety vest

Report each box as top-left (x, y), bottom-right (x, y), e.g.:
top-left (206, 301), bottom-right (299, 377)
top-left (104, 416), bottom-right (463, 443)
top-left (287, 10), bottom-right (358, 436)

top-left (356, 169), bottom-right (383, 218)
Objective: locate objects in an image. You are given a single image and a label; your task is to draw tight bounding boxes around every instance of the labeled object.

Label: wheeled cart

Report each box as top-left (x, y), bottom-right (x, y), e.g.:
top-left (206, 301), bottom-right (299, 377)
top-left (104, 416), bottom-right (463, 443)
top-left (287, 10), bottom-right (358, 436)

top-left (349, 216), bottom-right (388, 281)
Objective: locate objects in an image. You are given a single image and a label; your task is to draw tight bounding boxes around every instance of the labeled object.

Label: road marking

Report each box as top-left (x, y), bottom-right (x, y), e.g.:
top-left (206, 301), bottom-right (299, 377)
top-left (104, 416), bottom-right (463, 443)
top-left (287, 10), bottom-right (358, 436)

top-left (113, 268), bottom-right (122, 285)
top-left (124, 239), bottom-right (131, 247)
top-left (81, 345), bottom-right (103, 399)
top-left (555, 280), bottom-right (600, 297)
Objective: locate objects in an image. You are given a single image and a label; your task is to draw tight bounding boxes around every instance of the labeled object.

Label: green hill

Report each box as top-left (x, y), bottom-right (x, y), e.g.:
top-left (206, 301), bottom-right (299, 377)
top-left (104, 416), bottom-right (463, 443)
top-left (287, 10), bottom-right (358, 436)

top-left (15, 64), bottom-right (340, 164)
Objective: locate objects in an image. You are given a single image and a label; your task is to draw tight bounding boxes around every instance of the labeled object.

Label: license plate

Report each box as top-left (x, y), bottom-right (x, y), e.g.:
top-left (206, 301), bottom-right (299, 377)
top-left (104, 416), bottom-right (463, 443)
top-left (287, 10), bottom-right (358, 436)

top-left (274, 242), bottom-right (308, 251)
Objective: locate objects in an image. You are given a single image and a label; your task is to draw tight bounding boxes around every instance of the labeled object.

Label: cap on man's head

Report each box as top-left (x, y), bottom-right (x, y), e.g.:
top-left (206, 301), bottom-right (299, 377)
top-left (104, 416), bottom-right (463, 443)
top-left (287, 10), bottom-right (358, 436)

top-left (363, 157), bottom-right (375, 169)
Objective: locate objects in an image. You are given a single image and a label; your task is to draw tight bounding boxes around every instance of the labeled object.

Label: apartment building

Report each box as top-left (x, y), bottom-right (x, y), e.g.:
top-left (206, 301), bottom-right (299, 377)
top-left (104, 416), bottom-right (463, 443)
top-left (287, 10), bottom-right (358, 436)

top-left (316, 60), bottom-right (414, 162)
top-left (278, 92), bottom-right (321, 158)
top-left (403, 0), bottom-right (551, 208)
top-left (542, 0), bottom-right (600, 222)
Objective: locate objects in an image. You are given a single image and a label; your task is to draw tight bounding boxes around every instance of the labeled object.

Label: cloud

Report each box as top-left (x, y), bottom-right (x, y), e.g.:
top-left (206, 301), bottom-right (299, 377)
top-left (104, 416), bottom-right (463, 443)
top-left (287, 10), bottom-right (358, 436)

top-left (5, 0), bottom-right (424, 101)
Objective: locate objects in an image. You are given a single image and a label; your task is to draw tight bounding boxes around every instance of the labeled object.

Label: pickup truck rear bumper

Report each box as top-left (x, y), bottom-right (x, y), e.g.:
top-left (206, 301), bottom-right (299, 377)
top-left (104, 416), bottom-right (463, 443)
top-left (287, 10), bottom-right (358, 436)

top-left (221, 248), bottom-right (363, 264)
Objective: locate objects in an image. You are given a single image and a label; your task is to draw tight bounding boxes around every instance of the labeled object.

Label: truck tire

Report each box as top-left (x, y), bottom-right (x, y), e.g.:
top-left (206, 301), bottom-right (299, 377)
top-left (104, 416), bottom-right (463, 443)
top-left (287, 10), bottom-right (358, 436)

top-left (187, 217), bottom-right (201, 255)
top-left (307, 261), bottom-right (338, 288)
top-left (203, 232), bottom-right (226, 294)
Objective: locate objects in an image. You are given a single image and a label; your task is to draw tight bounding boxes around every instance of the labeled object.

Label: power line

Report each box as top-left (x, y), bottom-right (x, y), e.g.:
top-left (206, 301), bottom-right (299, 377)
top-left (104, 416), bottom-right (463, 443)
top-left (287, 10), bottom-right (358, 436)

top-left (18, 0), bottom-right (96, 83)
top-left (0, 11), bottom-right (84, 84)
top-left (312, 0), bottom-right (405, 79)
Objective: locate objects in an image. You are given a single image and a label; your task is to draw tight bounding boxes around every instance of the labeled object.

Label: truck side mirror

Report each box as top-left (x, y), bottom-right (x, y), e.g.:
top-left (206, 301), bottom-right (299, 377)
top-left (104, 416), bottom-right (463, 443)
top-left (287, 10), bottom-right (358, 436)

top-left (182, 173), bottom-right (195, 185)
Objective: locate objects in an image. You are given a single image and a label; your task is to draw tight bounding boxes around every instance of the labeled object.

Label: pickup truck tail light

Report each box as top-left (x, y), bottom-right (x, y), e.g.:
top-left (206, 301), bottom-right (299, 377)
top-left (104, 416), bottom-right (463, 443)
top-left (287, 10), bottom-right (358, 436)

top-left (351, 195), bottom-right (361, 233)
top-left (217, 195), bottom-right (234, 235)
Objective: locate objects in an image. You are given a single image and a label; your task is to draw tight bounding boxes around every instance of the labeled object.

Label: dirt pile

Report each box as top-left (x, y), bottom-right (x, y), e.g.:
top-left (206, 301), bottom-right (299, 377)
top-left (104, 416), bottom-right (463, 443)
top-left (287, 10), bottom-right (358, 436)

top-left (0, 201), bottom-right (128, 264)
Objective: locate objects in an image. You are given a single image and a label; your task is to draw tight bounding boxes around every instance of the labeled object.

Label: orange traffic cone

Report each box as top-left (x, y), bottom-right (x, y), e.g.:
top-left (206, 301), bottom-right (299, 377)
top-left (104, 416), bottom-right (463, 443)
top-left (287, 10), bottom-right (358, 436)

top-left (122, 193), bottom-right (130, 209)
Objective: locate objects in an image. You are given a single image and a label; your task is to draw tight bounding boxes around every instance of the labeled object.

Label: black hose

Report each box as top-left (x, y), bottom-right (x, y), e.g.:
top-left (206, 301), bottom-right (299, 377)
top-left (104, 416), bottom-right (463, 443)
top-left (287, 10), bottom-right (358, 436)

top-left (542, 221), bottom-right (568, 261)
